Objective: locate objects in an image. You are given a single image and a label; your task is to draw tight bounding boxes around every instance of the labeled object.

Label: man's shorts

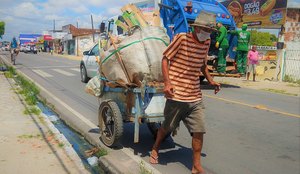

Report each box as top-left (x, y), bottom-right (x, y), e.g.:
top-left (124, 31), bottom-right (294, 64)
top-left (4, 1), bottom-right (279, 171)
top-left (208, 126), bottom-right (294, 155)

top-left (162, 99), bottom-right (206, 134)
top-left (247, 64), bottom-right (257, 74)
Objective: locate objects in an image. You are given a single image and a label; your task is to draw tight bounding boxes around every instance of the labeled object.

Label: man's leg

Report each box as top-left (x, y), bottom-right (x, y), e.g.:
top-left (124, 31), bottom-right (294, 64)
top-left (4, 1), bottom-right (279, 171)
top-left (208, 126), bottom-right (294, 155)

top-left (191, 132), bottom-right (205, 174)
top-left (150, 100), bottom-right (184, 164)
top-left (10, 49), bottom-right (13, 62)
top-left (217, 47), bottom-right (226, 73)
top-left (246, 64), bottom-right (251, 80)
top-left (150, 127), bottom-right (168, 164)
top-left (183, 101), bottom-right (206, 173)
top-left (236, 51), bottom-right (243, 74)
top-left (253, 64), bottom-right (256, 81)
top-left (242, 51), bottom-right (248, 74)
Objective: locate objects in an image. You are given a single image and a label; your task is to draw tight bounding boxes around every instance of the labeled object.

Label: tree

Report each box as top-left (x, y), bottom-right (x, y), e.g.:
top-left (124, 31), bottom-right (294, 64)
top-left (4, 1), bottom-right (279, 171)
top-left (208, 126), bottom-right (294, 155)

top-left (249, 30), bottom-right (277, 46)
top-left (270, 34), bottom-right (277, 42)
top-left (0, 21), bottom-right (5, 39)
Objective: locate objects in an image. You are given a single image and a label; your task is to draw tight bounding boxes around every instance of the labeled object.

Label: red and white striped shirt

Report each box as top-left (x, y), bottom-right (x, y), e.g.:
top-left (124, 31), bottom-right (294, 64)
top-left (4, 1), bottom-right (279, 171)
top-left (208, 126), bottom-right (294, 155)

top-left (163, 33), bottom-right (211, 102)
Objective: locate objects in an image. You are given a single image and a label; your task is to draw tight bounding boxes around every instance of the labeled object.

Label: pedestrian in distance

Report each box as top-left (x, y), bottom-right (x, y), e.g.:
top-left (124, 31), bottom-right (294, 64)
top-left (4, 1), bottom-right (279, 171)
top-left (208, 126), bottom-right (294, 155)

top-left (10, 37), bottom-right (19, 64)
top-left (229, 24), bottom-right (251, 75)
top-left (247, 45), bottom-right (260, 81)
top-left (215, 22), bottom-right (229, 75)
top-left (149, 11), bottom-right (221, 174)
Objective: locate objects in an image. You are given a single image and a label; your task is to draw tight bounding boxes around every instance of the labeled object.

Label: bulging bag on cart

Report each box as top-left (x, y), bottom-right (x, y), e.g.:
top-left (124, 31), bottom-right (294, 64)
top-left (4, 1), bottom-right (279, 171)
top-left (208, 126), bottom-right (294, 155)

top-left (101, 26), bottom-right (169, 86)
top-left (85, 76), bottom-right (102, 97)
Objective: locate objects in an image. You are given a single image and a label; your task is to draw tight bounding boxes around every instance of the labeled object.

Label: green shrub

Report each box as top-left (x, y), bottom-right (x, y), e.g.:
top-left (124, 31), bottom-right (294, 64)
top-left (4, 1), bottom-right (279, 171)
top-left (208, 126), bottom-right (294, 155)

top-left (283, 75), bottom-right (300, 85)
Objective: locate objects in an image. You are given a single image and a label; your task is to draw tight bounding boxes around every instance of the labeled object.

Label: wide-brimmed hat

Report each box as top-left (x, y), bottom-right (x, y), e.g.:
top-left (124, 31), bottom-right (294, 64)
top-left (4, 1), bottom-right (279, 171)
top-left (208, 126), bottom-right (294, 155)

top-left (190, 11), bottom-right (217, 31)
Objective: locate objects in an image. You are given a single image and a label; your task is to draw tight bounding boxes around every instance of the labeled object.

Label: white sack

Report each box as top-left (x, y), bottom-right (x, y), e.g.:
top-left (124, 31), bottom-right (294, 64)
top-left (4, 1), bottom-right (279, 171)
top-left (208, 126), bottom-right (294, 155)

top-left (101, 26), bottom-right (169, 85)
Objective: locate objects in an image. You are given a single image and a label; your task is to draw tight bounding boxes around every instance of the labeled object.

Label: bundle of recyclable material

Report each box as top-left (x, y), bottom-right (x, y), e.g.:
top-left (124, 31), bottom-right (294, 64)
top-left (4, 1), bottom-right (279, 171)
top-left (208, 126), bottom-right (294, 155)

top-left (85, 75), bottom-right (102, 97)
top-left (99, 4), bottom-right (169, 87)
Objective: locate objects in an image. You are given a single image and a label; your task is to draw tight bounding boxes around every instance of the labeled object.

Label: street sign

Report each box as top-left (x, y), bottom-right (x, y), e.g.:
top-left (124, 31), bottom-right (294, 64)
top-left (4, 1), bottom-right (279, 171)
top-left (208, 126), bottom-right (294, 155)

top-left (221, 0), bottom-right (287, 28)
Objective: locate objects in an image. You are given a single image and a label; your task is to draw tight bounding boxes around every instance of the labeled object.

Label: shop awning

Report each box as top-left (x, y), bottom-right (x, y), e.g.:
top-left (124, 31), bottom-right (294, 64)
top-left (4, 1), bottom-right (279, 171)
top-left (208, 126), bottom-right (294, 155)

top-left (44, 35), bottom-right (53, 41)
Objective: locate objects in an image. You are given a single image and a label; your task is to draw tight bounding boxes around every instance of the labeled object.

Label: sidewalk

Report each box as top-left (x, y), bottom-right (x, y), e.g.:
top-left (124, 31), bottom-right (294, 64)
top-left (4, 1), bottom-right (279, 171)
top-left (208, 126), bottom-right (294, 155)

top-left (214, 76), bottom-right (300, 97)
top-left (0, 73), bottom-right (87, 174)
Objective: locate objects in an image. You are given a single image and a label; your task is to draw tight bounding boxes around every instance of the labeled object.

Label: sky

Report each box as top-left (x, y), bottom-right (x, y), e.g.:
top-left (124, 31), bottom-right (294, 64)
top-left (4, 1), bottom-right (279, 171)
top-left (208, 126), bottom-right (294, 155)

top-left (0, 0), bottom-right (300, 41)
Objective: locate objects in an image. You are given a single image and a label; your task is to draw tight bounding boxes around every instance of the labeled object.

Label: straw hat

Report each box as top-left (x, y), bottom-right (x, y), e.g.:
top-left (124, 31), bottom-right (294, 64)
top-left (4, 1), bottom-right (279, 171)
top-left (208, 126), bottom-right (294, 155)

top-left (190, 11), bottom-right (217, 31)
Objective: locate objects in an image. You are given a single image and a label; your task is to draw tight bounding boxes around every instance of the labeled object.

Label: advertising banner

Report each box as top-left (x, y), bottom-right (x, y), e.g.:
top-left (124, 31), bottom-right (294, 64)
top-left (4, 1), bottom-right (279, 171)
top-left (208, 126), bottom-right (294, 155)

top-left (134, 0), bottom-right (155, 12)
top-left (284, 8), bottom-right (300, 44)
top-left (19, 34), bottom-right (42, 45)
top-left (221, 0), bottom-right (287, 28)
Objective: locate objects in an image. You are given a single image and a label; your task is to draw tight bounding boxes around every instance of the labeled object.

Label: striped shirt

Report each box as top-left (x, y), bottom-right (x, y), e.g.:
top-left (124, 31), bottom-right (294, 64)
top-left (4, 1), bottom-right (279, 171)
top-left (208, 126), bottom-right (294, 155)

top-left (163, 33), bottom-right (211, 102)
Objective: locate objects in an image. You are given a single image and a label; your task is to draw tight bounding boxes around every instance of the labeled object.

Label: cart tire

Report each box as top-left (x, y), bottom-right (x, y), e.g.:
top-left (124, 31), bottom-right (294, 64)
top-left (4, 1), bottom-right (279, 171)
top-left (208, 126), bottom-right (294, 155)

top-left (147, 123), bottom-right (170, 141)
top-left (98, 100), bottom-right (123, 147)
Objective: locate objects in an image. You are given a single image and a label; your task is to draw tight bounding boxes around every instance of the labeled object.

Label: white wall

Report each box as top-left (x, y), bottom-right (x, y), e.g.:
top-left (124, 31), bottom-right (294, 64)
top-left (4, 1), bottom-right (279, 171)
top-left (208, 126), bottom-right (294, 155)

top-left (75, 34), bottom-right (99, 56)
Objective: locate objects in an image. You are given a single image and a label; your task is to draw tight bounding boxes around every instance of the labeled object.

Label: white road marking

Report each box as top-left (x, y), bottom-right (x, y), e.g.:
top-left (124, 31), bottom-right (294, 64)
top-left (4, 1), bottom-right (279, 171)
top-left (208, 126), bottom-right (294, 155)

top-left (29, 65), bottom-right (78, 69)
top-left (70, 68), bottom-right (80, 72)
top-left (32, 70), bottom-right (53, 78)
top-left (53, 69), bottom-right (75, 76)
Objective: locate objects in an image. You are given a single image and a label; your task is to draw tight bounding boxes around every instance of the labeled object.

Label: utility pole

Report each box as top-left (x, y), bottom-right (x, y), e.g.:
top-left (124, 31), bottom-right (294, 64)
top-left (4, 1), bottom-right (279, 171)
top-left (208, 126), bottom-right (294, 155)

top-left (53, 19), bottom-right (56, 33)
top-left (76, 20), bottom-right (79, 56)
top-left (91, 15), bottom-right (95, 43)
top-left (52, 19), bottom-right (56, 54)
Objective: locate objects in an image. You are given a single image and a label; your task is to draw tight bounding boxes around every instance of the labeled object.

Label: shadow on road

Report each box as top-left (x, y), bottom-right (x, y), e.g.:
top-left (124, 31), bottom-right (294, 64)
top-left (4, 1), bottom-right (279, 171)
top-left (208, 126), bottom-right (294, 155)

top-left (201, 81), bottom-right (241, 89)
top-left (119, 123), bottom-right (210, 171)
top-left (88, 128), bottom-right (100, 134)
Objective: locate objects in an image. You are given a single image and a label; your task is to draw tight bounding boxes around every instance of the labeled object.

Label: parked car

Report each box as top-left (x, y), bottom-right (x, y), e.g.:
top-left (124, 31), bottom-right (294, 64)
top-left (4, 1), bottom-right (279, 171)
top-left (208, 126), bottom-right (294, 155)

top-left (20, 45), bottom-right (27, 52)
top-left (4, 44), bottom-right (10, 51)
top-left (24, 45), bottom-right (37, 54)
top-left (80, 44), bottom-right (99, 83)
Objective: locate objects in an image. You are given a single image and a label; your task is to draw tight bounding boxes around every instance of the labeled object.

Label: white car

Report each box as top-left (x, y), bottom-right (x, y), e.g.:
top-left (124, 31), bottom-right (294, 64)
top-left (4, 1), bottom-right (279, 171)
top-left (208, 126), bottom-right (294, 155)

top-left (24, 45), bottom-right (37, 54)
top-left (80, 44), bottom-right (99, 83)
top-left (4, 45), bottom-right (10, 51)
top-left (20, 45), bottom-right (26, 52)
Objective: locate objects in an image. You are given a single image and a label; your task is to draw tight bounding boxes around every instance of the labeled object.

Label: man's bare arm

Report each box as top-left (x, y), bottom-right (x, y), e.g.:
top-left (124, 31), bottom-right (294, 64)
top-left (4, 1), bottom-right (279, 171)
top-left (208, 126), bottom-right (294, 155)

top-left (201, 64), bottom-right (221, 94)
top-left (201, 64), bottom-right (213, 84)
top-left (162, 56), bottom-right (174, 97)
top-left (162, 56), bottom-right (170, 85)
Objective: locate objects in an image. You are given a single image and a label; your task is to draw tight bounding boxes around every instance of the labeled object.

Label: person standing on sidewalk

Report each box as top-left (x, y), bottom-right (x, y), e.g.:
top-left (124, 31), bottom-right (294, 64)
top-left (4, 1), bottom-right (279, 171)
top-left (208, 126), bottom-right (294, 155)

top-left (215, 22), bottom-right (229, 75)
top-left (229, 24), bottom-right (251, 75)
top-left (247, 45), bottom-right (260, 81)
top-left (149, 11), bottom-right (221, 174)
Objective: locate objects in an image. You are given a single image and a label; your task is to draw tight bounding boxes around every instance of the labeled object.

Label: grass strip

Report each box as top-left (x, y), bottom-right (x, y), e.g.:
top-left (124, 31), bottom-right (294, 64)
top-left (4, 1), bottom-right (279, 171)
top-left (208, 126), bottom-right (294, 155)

top-left (6, 66), bottom-right (41, 114)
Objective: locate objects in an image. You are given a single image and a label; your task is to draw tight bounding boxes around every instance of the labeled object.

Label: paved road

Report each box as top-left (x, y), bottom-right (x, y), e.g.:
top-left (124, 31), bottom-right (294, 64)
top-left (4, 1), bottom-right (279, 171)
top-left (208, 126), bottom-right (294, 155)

top-left (1, 52), bottom-right (300, 174)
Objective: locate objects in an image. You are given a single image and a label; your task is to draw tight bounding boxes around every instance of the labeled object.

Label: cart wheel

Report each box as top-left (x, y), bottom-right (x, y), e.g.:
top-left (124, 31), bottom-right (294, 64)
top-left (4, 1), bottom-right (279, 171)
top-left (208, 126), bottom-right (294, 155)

top-left (147, 123), bottom-right (170, 140)
top-left (98, 100), bottom-right (123, 147)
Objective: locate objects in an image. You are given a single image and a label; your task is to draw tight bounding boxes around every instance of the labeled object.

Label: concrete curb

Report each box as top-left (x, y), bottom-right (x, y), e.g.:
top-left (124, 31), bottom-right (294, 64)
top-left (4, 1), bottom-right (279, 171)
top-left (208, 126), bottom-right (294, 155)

top-left (0, 54), bottom-right (161, 174)
top-left (40, 112), bottom-right (89, 174)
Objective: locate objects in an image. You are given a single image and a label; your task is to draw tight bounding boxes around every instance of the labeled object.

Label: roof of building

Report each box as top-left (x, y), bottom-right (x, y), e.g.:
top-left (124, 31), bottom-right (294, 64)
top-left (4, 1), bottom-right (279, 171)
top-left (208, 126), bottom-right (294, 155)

top-left (66, 24), bottom-right (100, 37)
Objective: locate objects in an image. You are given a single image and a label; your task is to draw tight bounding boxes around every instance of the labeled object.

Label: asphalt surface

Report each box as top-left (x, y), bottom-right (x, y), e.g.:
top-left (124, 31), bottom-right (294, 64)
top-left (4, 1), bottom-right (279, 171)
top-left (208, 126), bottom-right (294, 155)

top-left (1, 51), bottom-right (300, 174)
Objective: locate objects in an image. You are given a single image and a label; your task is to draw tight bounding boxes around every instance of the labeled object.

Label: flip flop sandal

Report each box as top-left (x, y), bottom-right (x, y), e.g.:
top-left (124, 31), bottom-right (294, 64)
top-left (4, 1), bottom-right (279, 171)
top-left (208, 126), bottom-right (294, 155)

top-left (149, 152), bottom-right (159, 164)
